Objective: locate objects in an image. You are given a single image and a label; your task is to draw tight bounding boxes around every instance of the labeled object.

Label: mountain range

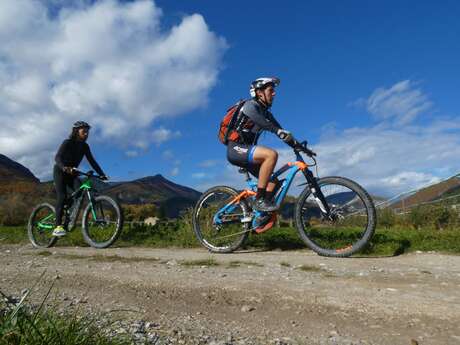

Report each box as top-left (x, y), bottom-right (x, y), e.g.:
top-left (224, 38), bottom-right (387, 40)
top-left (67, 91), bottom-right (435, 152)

top-left (0, 154), bottom-right (201, 218)
top-left (2, 153), bottom-right (459, 218)
top-left (0, 154), bottom-right (39, 183)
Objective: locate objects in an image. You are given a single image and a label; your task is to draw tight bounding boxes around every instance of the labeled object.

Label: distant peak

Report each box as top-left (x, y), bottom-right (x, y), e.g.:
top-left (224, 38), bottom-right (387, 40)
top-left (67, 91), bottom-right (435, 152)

top-left (138, 174), bottom-right (167, 183)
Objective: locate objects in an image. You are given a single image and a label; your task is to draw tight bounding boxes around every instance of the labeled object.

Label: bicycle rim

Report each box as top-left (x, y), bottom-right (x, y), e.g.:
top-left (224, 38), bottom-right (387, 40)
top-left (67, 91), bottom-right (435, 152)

top-left (193, 186), bottom-right (249, 253)
top-left (82, 196), bottom-right (122, 248)
top-left (295, 176), bottom-right (376, 257)
top-left (28, 203), bottom-right (57, 248)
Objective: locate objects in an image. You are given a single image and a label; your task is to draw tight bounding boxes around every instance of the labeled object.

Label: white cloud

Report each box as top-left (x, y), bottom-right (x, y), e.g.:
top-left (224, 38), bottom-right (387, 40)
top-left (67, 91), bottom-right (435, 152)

top-left (302, 121), bottom-right (460, 196)
top-left (170, 167), bottom-right (179, 176)
top-left (288, 80), bottom-right (460, 196)
top-left (354, 80), bottom-right (432, 125)
top-left (192, 172), bottom-right (207, 179)
top-left (381, 172), bottom-right (440, 189)
top-left (125, 150), bottom-right (139, 158)
top-left (198, 159), bottom-right (220, 168)
top-left (152, 127), bottom-right (181, 145)
top-left (0, 0), bottom-right (227, 179)
top-left (162, 149), bottom-right (174, 160)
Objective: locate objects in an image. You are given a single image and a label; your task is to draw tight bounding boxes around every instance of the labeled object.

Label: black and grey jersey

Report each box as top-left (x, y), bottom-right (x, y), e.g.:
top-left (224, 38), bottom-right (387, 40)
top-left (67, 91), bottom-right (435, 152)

top-left (234, 99), bottom-right (282, 145)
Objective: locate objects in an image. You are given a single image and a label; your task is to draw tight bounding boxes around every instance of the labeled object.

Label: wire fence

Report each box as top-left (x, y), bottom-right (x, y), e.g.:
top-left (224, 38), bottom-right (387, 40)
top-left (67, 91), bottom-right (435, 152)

top-left (375, 172), bottom-right (460, 211)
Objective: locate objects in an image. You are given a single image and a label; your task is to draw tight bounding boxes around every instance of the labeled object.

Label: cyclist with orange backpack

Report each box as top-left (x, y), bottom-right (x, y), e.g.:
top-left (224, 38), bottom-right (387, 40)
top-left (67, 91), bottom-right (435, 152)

top-left (222, 77), bottom-right (294, 212)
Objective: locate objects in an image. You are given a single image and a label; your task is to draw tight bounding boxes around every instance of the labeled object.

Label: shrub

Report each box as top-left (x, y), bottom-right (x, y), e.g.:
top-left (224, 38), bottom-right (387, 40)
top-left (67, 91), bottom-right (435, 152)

top-left (377, 208), bottom-right (396, 229)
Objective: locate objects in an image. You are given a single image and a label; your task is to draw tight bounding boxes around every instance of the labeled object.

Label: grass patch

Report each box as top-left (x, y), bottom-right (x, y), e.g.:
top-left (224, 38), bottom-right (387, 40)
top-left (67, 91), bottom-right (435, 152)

top-left (226, 260), bottom-right (264, 268)
top-left (0, 226), bottom-right (29, 244)
top-left (32, 252), bottom-right (160, 264)
top-left (296, 264), bottom-right (321, 272)
top-left (92, 254), bottom-right (160, 263)
top-left (36, 251), bottom-right (53, 256)
top-left (2, 223), bottom-right (460, 257)
top-left (0, 286), bottom-right (130, 345)
top-left (180, 258), bottom-right (219, 267)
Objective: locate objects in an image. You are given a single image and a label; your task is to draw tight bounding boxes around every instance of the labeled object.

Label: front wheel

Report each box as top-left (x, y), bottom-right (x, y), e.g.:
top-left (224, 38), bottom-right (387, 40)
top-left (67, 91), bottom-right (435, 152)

top-left (193, 186), bottom-right (250, 253)
top-left (28, 203), bottom-right (58, 248)
top-left (81, 195), bottom-right (123, 248)
top-left (295, 176), bottom-right (376, 257)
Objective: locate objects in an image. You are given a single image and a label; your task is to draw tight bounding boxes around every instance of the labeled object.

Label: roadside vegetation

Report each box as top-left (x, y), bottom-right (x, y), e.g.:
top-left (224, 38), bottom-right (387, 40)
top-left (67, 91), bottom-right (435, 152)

top-left (1, 204), bottom-right (460, 256)
top-left (0, 284), bottom-right (130, 345)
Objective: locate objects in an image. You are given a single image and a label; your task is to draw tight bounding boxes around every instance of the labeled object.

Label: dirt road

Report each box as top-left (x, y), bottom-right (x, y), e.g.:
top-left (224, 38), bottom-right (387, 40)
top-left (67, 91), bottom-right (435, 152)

top-left (1, 244), bottom-right (459, 344)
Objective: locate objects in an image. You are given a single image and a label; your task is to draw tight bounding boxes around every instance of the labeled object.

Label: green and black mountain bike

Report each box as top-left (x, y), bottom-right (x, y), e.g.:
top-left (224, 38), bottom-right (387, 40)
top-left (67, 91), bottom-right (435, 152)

top-left (28, 170), bottom-right (123, 249)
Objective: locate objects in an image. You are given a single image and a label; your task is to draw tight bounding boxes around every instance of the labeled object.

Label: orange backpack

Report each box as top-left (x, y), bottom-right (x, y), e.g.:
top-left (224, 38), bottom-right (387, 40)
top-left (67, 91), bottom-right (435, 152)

top-left (218, 100), bottom-right (246, 145)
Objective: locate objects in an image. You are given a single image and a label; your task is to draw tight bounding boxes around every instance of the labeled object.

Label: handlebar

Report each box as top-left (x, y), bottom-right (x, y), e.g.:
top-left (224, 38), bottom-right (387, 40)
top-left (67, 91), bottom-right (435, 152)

top-left (291, 139), bottom-right (316, 157)
top-left (74, 170), bottom-right (107, 180)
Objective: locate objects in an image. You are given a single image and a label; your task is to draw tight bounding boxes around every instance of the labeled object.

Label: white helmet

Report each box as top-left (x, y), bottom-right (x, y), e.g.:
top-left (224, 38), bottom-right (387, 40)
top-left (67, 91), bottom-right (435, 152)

top-left (249, 77), bottom-right (280, 98)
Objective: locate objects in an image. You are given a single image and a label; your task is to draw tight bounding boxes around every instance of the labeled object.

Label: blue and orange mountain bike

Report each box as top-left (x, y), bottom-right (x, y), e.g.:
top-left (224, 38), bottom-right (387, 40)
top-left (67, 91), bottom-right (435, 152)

top-left (192, 141), bottom-right (376, 257)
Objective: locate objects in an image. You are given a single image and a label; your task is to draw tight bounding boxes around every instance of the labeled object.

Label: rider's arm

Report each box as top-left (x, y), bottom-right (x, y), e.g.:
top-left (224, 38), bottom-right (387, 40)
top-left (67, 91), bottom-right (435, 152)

top-left (241, 101), bottom-right (281, 134)
top-left (55, 139), bottom-right (70, 171)
top-left (84, 144), bottom-right (105, 176)
top-left (266, 111), bottom-right (283, 131)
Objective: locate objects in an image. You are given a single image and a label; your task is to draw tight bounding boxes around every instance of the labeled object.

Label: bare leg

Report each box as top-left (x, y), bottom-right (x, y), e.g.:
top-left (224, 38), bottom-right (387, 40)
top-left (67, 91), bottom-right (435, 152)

top-left (252, 146), bottom-right (278, 190)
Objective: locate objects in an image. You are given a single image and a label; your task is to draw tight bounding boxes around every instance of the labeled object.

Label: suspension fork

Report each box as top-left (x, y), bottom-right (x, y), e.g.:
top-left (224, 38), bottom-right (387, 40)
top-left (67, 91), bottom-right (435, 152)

top-left (68, 195), bottom-right (83, 230)
top-left (302, 169), bottom-right (331, 216)
top-left (86, 190), bottom-right (99, 220)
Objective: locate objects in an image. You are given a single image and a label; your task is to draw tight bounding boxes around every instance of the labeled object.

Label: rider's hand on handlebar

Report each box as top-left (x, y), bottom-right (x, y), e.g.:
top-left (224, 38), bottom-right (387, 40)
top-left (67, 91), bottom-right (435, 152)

top-left (292, 140), bottom-right (317, 157)
top-left (305, 147), bottom-right (317, 157)
top-left (277, 129), bottom-right (293, 143)
top-left (100, 175), bottom-right (109, 181)
top-left (63, 166), bottom-right (77, 175)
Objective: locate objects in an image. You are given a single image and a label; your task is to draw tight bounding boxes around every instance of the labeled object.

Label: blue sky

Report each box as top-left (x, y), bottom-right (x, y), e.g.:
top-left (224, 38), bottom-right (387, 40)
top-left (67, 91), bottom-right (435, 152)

top-left (1, 0), bottom-right (460, 197)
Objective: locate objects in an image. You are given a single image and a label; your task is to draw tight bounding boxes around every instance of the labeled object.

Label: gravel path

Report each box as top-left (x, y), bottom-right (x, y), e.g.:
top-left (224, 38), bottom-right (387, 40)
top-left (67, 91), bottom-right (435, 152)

top-left (1, 244), bottom-right (460, 344)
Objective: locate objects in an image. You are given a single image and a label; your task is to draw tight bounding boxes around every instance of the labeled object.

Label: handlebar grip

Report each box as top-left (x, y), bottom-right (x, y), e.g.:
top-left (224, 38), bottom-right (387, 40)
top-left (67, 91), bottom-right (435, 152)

top-left (292, 140), bottom-right (316, 157)
top-left (305, 148), bottom-right (316, 157)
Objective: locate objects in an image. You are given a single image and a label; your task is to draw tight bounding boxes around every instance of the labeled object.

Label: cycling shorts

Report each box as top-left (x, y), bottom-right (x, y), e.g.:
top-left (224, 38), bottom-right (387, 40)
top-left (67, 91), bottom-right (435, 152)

top-left (227, 141), bottom-right (260, 177)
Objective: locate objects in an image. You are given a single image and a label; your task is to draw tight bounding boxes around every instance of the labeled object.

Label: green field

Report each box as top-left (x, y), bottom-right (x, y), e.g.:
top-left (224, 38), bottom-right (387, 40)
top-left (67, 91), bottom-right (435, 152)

top-left (1, 222), bottom-right (459, 256)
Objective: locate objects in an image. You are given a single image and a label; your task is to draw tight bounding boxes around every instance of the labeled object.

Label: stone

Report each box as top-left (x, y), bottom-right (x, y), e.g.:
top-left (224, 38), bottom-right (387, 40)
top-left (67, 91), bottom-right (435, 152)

top-left (241, 305), bottom-right (255, 312)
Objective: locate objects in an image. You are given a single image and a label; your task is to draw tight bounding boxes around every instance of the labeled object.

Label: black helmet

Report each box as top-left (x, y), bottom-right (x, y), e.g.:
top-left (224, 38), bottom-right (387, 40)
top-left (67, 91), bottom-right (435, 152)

top-left (73, 121), bottom-right (91, 129)
top-left (249, 77), bottom-right (280, 98)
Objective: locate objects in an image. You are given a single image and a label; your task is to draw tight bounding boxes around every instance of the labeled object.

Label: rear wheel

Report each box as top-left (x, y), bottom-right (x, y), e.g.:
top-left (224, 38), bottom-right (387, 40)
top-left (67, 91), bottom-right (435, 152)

top-left (28, 203), bottom-right (58, 248)
top-left (295, 176), bottom-right (376, 257)
top-left (193, 186), bottom-right (250, 253)
top-left (81, 195), bottom-right (123, 248)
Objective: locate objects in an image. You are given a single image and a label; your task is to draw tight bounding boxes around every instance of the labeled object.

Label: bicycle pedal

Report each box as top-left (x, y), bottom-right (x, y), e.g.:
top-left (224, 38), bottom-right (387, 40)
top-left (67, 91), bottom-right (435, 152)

top-left (240, 216), bottom-right (253, 223)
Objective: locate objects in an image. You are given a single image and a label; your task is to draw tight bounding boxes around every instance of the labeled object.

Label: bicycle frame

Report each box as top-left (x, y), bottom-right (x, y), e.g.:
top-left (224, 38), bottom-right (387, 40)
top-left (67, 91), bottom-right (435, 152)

top-left (37, 175), bottom-right (99, 232)
top-left (214, 150), bottom-right (331, 226)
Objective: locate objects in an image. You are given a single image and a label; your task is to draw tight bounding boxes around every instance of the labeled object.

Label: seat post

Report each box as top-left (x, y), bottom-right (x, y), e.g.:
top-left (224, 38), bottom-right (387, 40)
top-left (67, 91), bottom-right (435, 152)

top-left (238, 168), bottom-right (251, 182)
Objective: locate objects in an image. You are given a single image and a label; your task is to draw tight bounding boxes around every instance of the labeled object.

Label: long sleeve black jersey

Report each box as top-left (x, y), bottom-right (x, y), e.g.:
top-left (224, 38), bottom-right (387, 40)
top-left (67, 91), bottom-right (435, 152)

top-left (54, 139), bottom-right (105, 176)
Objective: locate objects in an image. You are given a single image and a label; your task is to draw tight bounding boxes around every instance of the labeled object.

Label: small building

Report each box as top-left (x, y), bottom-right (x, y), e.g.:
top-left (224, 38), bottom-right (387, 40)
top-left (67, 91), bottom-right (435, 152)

top-left (144, 217), bottom-right (159, 226)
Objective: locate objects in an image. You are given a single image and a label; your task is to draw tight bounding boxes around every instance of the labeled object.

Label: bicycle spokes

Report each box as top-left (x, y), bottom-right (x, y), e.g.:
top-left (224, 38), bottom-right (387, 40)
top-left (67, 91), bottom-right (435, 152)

top-left (193, 187), bottom-right (250, 252)
top-left (28, 204), bottom-right (57, 248)
top-left (296, 177), bottom-right (375, 257)
top-left (85, 200), bottom-right (118, 242)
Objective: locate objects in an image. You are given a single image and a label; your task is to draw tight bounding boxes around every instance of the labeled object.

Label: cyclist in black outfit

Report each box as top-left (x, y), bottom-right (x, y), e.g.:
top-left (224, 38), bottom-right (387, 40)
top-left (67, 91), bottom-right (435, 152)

top-left (52, 121), bottom-right (107, 236)
top-left (227, 77), bottom-right (294, 212)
